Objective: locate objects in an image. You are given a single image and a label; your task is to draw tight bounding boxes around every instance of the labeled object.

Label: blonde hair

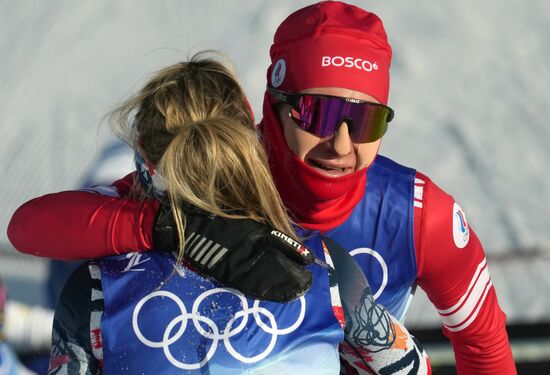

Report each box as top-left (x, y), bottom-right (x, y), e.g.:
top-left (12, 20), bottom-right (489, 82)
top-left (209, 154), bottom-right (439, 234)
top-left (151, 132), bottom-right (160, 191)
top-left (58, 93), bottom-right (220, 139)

top-left (109, 51), bottom-right (296, 260)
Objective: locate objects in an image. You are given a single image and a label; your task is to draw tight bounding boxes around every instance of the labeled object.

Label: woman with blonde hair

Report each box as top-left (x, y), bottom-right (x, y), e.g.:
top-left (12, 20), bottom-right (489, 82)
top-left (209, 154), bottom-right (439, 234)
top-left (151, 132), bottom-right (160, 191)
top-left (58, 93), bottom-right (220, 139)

top-left (10, 53), bottom-right (429, 374)
top-left (38, 53), bottom-right (340, 374)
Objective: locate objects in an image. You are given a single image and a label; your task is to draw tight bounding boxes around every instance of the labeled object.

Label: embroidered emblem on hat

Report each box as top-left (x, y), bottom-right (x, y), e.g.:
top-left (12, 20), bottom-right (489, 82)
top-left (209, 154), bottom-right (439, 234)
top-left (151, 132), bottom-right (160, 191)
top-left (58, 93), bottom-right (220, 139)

top-left (452, 203), bottom-right (470, 249)
top-left (271, 59), bottom-right (286, 88)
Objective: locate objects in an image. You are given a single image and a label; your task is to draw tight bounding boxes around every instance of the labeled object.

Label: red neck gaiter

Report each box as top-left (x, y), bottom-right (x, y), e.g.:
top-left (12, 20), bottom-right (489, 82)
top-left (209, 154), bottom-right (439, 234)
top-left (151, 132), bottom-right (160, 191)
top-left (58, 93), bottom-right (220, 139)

top-left (259, 93), bottom-right (366, 232)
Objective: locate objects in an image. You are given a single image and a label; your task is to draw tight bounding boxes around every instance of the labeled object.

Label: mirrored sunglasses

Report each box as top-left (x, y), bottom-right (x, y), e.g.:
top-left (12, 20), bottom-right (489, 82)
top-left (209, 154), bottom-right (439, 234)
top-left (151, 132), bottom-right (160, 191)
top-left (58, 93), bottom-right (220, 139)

top-left (267, 86), bottom-right (394, 143)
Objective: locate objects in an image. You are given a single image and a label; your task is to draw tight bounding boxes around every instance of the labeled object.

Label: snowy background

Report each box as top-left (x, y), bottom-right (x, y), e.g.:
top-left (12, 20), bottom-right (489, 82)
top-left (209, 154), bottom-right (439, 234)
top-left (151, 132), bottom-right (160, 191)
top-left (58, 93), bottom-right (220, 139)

top-left (1, 0), bottom-right (550, 328)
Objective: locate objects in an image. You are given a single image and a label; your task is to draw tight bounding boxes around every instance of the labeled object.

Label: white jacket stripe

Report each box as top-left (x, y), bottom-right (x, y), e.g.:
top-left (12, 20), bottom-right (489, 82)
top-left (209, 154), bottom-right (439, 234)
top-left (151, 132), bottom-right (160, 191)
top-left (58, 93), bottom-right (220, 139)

top-left (437, 258), bottom-right (493, 331)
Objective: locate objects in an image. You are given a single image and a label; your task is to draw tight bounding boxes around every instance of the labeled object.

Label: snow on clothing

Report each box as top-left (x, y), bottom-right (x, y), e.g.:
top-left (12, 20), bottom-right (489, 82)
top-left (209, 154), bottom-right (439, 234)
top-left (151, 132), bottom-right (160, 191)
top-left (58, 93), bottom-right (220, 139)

top-left (8, 163), bottom-right (515, 374)
top-left (42, 165), bottom-right (431, 372)
top-left (49, 252), bottom-right (343, 374)
top-left (48, 236), bottom-right (428, 374)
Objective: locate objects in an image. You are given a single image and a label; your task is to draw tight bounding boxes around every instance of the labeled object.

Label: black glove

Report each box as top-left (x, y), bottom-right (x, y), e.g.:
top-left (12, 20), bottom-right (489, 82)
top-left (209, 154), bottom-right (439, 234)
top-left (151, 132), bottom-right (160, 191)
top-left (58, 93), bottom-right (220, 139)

top-left (153, 202), bottom-right (314, 302)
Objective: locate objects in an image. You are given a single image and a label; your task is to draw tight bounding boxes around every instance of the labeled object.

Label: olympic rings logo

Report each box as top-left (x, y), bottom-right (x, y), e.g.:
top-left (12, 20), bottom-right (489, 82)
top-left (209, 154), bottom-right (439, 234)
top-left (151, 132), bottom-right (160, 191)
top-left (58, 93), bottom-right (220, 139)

top-left (132, 288), bottom-right (306, 370)
top-left (350, 248), bottom-right (388, 300)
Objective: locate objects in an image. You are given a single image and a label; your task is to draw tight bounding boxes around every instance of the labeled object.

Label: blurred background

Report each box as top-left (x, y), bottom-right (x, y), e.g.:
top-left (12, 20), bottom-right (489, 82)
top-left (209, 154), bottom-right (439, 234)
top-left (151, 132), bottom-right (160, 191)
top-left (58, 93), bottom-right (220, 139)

top-left (1, 1), bottom-right (549, 373)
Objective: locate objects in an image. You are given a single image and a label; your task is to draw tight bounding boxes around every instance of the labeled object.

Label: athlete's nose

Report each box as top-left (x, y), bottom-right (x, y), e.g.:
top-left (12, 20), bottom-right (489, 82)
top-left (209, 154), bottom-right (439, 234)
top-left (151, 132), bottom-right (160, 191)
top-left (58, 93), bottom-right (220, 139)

top-left (332, 121), bottom-right (352, 155)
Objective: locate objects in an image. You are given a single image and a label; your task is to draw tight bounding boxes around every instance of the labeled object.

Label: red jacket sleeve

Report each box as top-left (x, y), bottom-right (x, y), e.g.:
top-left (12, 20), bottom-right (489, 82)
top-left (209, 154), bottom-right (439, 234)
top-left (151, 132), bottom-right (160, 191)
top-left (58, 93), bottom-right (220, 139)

top-left (414, 172), bottom-right (516, 374)
top-left (7, 173), bottom-right (158, 260)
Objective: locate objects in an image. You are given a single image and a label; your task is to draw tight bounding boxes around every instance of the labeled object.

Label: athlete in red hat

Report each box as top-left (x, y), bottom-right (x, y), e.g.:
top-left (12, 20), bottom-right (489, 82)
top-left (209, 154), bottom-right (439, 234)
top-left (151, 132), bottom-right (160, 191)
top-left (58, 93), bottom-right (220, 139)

top-left (8, 2), bottom-right (515, 374)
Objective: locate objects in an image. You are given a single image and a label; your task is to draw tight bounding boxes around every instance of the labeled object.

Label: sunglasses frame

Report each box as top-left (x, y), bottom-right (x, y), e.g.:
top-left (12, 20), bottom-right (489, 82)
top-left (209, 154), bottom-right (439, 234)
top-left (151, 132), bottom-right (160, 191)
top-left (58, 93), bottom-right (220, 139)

top-left (267, 86), bottom-right (394, 143)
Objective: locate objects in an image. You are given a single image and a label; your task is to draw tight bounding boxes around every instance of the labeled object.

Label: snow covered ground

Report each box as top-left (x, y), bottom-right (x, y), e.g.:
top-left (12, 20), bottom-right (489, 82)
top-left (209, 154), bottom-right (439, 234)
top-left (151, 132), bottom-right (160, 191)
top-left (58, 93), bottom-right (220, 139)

top-left (1, 1), bottom-right (550, 326)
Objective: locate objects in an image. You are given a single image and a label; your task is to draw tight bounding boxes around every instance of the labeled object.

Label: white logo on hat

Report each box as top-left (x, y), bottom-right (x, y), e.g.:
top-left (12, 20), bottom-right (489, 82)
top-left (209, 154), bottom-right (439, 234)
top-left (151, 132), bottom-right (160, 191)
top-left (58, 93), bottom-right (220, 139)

top-left (271, 59), bottom-right (286, 88)
top-left (452, 202), bottom-right (470, 249)
top-left (321, 56), bottom-right (379, 72)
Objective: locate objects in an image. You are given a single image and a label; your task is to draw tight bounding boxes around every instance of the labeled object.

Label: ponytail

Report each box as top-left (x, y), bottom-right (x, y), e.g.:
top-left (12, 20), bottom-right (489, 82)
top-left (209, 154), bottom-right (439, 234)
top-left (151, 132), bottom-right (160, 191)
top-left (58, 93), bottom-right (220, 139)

top-left (108, 52), bottom-right (295, 260)
top-left (158, 117), bottom-right (295, 260)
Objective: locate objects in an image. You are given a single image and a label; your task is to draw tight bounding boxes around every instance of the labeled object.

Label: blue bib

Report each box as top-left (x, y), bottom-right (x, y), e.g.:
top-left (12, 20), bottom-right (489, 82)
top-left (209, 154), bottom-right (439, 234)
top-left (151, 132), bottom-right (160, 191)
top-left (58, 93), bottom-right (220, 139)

top-left (0, 343), bottom-right (20, 375)
top-left (323, 155), bottom-right (417, 321)
top-left (98, 238), bottom-right (343, 374)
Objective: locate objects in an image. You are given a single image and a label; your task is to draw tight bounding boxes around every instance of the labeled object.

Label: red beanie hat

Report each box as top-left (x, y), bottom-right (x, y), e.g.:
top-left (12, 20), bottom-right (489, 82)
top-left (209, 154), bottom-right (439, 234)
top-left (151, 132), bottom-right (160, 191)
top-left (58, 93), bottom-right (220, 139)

top-left (267, 1), bottom-right (392, 104)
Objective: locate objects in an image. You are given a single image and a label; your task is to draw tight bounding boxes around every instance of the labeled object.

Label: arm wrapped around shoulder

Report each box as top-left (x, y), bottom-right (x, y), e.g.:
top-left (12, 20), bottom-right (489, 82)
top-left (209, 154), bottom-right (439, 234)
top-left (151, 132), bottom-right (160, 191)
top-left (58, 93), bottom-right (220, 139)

top-left (153, 202), bottom-right (314, 303)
